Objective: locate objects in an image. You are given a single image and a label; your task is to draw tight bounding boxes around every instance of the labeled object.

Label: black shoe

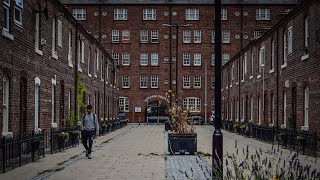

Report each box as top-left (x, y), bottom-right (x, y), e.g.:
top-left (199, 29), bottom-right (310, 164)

top-left (88, 153), bottom-right (92, 159)
top-left (85, 151), bottom-right (88, 157)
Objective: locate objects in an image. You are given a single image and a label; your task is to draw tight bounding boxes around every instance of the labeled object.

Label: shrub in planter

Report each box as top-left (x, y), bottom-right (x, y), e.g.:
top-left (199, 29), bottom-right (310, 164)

top-left (57, 132), bottom-right (69, 144)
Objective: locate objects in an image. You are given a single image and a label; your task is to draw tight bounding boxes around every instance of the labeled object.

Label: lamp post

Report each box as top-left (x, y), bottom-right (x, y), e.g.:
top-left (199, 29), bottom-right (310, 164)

top-left (213, 0), bottom-right (223, 178)
top-left (162, 23), bottom-right (191, 105)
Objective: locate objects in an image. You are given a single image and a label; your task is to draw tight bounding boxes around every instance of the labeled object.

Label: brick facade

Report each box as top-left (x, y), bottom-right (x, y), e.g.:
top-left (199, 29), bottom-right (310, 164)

top-left (0, 0), bottom-right (119, 136)
top-left (221, 0), bottom-right (320, 133)
top-left (62, 1), bottom-right (296, 123)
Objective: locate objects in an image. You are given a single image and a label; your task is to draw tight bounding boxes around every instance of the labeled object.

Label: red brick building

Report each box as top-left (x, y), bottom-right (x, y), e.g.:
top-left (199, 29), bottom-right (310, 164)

top-left (221, 0), bottom-right (320, 133)
top-left (0, 0), bottom-right (119, 137)
top-left (62, 0), bottom-right (297, 123)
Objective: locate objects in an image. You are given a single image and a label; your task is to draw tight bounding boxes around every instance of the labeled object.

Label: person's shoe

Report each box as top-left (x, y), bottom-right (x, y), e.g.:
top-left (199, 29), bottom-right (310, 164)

top-left (88, 153), bottom-right (92, 159)
top-left (85, 151), bottom-right (88, 157)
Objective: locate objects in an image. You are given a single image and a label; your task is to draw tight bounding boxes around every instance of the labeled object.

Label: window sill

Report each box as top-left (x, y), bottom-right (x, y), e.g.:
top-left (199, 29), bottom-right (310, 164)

top-left (194, 42), bottom-right (201, 44)
top-left (249, 76), bottom-right (253, 79)
top-left (88, 74), bottom-right (92, 78)
top-left (183, 65), bottom-right (191, 67)
top-left (122, 87), bottom-right (130, 89)
top-left (14, 21), bottom-right (23, 29)
top-left (101, 79), bottom-right (104, 82)
top-left (35, 49), bottom-right (43, 56)
top-left (140, 87), bottom-right (147, 89)
top-left (222, 42), bottom-right (230, 44)
top-left (269, 69), bottom-right (274, 74)
top-left (52, 53), bottom-right (59, 60)
top-left (301, 54), bottom-right (309, 61)
top-left (2, 29), bottom-right (14, 40)
top-left (151, 41), bottom-right (159, 44)
top-left (183, 41), bottom-right (191, 44)
top-left (241, 80), bottom-right (244, 83)
top-left (106, 81), bottom-right (108, 85)
top-left (78, 67), bottom-right (82, 72)
top-left (94, 75), bottom-right (97, 78)
top-left (68, 61), bottom-right (73, 68)
top-left (151, 65), bottom-right (159, 67)
top-left (257, 74), bottom-right (261, 79)
top-left (151, 87), bottom-right (159, 89)
top-left (301, 126), bottom-right (309, 131)
top-left (140, 65), bottom-right (148, 67)
top-left (193, 87), bottom-right (201, 89)
top-left (122, 64), bottom-right (130, 67)
top-left (183, 87), bottom-right (190, 89)
top-left (281, 63), bottom-right (287, 69)
top-left (194, 64), bottom-right (201, 67)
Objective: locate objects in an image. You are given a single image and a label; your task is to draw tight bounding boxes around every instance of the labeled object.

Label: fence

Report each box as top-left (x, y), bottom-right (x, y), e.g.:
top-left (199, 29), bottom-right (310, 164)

top-left (0, 130), bottom-right (45, 173)
top-left (251, 125), bottom-right (275, 143)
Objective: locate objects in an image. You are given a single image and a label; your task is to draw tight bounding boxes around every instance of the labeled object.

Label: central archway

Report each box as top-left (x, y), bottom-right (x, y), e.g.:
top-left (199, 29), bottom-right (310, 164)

top-left (144, 100), bottom-right (169, 123)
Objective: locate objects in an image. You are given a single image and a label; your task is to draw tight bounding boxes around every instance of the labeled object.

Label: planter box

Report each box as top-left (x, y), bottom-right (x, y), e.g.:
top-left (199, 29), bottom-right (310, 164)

top-left (168, 133), bottom-right (197, 155)
top-left (165, 122), bottom-right (172, 131)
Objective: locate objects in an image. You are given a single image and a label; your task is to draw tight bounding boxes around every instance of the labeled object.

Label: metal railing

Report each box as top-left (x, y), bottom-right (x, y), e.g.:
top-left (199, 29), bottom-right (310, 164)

top-left (47, 126), bottom-right (80, 154)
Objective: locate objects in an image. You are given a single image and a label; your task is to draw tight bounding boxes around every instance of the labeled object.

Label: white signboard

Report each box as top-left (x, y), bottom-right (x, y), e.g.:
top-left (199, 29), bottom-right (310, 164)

top-left (135, 107), bottom-right (142, 112)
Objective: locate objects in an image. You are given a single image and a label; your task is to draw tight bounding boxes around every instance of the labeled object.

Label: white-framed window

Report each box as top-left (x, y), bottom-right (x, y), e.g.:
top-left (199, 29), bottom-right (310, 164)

top-left (122, 75), bottom-right (130, 88)
top-left (244, 53), bottom-right (247, 74)
top-left (57, 20), bottom-right (62, 47)
top-left (34, 13), bottom-right (42, 54)
top-left (140, 30), bottom-right (148, 43)
top-left (151, 30), bottom-right (158, 43)
top-left (259, 46), bottom-right (265, 73)
top-left (119, 97), bottom-right (129, 112)
top-left (194, 30), bottom-right (201, 43)
top-left (242, 57), bottom-right (245, 81)
top-left (287, 26), bottom-right (293, 54)
top-left (112, 30), bottom-right (119, 43)
top-left (112, 52), bottom-right (119, 65)
top-left (222, 53), bottom-right (230, 65)
top-left (88, 48), bottom-right (91, 76)
top-left (122, 52), bottom-right (130, 66)
top-left (183, 30), bottom-right (191, 43)
top-left (194, 53), bottom-right (201, 66)
top-left (250, 97), bottom-right (253, 121)
top-left (283, 30), bottom-right (287, 65)
top-left (254, 30), bottom-right (263, 39)
top-left (183, 75), bottom-right (190, 89)
top-left (222, 30), bottom-right (230, 43)
top-left (34, 78), bottom-right (41, 129)
top-left (52, 18), bottom-right (58, 59)
top-left (211, 76), bottom-right (215, 89)
top-left (68, 88), bottom-right (71, 110)
top-left (114, 8), bottom-right (127, 20)
top-left (304, 87), bottom-right (309, 128)
top-left (101, 55), bottom-right (104, 81)
top-left (231, 64), bottom-right (234, 80)
top-left (14, 0), bottom-right (23, 26)
top-left (68, 29), bottom-right (72, 66)
top-left (183, 97), bottom-right (201, 112)
top-left (140, 53), bottom-right (148, 66)
top-left (304, 16), bottom-right (309, 50)
top-left (151, 53), bottom-right (158, 66)
top-left (151, 75), bottom-right (158, 88)
top-left (256, 9), bottom-right (270, 20)
top-left (211, 53), bottom-right (215, 66)
top-left (194, 75), bottom-right (201, 88)
top-left (186, 8), bottom-right (199, 20)
top-left (73, 9), bottom-right (86, 20)
top-left (212, 31), bottom-right (215, 43)
top-left (251, 50), bottom-right (254, 75)
top-left (81, 41), bottom-right (85, 63)
top-left (271, 39), bottom-right (275, 70)
top-left (140, 75), bottom-right (147, 88)
top-left (143, 8), bottom-right (156, 20)
top-left (122, 30), bottom-right (130, 43)
top-left (271, 94), bottom-right (275, 125)
top-left (221, 8), bottom-right (228, 20)
top-left (3, 0), bottom-right (10, 32)
top-left (283, 92), bottom-right (287, 127)
top-left (2, 76), bottom-right (10, 133)
top-left (77, 39), bottom-right (81, 71)
top-left (183, 53), bottom-right (190, 66)
top-left (94, 51), bottom-right (99, 77)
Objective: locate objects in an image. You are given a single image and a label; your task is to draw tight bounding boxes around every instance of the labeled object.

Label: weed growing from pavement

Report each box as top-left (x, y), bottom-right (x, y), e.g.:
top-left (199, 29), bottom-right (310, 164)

top-left (37, 167), bottom-right (65, 176)
top-left (197, 151), bottom-right (212, 157)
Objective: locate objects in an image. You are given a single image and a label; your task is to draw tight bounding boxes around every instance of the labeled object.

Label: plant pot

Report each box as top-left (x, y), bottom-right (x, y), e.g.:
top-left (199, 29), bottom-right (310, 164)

top-left (165, 122), bottom-right (172, 131)
top-left (168, 133), bottom-right (197, 155)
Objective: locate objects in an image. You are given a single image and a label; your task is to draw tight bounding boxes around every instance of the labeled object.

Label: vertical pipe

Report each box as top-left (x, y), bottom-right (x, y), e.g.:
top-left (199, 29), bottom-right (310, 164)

top-left (205, 60), bottom-right (208, 124)
top-left (175, 26), bottom-right (178, 104)
top-left (169, 0), bottom-right (172, 109)
top-left (74, 22), bottom-right (78, 124)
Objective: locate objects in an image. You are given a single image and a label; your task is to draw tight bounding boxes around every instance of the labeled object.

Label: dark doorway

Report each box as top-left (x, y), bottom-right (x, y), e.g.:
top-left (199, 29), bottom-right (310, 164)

top-left (20, 77), bottom-right (27, 133)
top-left (145, 100), bottom-right (169, 123)
top-left (60, 81), bottom-right (65, 127)
top-left (291, 87), bottom-right (297, 129)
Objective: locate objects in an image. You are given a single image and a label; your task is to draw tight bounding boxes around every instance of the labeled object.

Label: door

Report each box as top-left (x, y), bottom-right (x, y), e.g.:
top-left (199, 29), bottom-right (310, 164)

top-left (20, 77), bottom-right (27, 133)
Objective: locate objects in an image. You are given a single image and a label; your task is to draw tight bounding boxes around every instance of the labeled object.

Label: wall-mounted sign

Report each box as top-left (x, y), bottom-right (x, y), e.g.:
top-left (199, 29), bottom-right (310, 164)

top-left (135, 107), bottom-right (141, 112)
top-left (143, 95), bottom-right (170, 103)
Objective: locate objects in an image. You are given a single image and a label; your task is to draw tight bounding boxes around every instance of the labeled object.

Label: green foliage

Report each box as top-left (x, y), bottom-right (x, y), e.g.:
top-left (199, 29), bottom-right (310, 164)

top-left (76, 72), bottom-right (86, 125)
top-left (65, 109), bottom-right (78, 127)
top-left (57, 132), bottom-right (69, 140)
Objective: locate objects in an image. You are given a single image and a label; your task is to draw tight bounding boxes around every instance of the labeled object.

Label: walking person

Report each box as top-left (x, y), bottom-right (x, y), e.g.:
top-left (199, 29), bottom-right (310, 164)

top-left (81, 105), bottom-right (99, 159)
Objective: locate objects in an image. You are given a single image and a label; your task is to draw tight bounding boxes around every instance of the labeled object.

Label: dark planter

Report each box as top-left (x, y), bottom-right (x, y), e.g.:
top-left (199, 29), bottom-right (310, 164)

top-left (168, 133), bottom-right (197, 155)
top-left (165, 122), bottom-right (172, 131)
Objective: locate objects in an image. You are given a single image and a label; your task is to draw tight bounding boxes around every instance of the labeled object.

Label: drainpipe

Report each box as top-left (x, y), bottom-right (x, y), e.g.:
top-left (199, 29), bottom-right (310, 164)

top-left (276, 28), bottom-right (279, 129)
top-left (74, 21), bottom-right (78, 124)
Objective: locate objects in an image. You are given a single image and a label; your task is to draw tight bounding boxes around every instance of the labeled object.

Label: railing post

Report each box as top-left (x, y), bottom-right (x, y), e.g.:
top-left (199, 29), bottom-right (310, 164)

top-left (19, 134), bottom-right (22, 166)
top-left (50, 128), bottom-right (53, 154)
top-left (31, 131), bottom-right (35, 161)
top-left (314, 132), bottom-right (317, 157)
top-left (2, 137), bottom-right (6, 173)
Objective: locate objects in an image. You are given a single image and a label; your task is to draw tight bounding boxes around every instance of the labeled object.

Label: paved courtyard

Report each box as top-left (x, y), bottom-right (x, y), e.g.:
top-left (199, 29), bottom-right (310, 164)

top-left (0, 124), bottom-right (319, 180)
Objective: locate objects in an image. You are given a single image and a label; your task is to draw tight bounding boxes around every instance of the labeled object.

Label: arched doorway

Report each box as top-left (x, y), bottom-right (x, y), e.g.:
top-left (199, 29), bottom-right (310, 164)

top-left (20, 77), bottom-right (27, 133)
top-left (145, 100), bottom-right (169, 123)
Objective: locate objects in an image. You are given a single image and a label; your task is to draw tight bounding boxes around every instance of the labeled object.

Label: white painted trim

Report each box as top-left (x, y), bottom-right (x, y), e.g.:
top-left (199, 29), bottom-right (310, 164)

top-left (35, 77), bottom-right (41, 85)
top-left (301, 54), bottom-right (309, 61)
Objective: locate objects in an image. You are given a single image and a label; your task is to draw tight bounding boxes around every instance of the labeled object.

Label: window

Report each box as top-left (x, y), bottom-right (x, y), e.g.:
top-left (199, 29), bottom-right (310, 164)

top-left (183, 97), bottom-right (201, 112)
top-left (101, 56), bottom-right (104, 81)
top-left (122, 75), bottom-right (130, 88)
top-left (244, 53), bottom-right (247, 74)
top-left (112, 30), bottom-right (119, 43)
top-left (194, 75), bottom-right (201, 88)
top-left (254, 30), bottom-right (263, 39)
top-left (283, 92), bottom-right (287, 127)
top-left (211, 76), bottom-right (215, 89)
top-left (88, 48), bottom-right (91, 75)
top-left (140, 75), bottom-right (147, 88)
top-left (283, 30), bottom-right (287, 65)
top-left (151, 53), bottom-right (158, 66)
top-left (256, 9), bottom-right (270, 20)
top-left (68, 29), bottom-right (73, 67)
top-left (52, 18), bottom-right (58, 59)
top-left (112, 52), bottom-right (119, 65)
top-left (183, 30), bottom-right (191, 43)
top-left (242, 57), bottom-right (245, 81)
top-left (231, 64), bottom-right (234, 80)
top-left (2, 76), bottom-right (9, 133)
top-left (3, 0), bottom-right (10, 32)
top-left (122, 30), bottom-right (130, 43)
top-left (68, 89), bottom-right (71, 110)
top-left (271, 39), bottom-right (275, 70)
top-left (51, 80), bottom-right (56, 126)
top-left (259, 46), bottom-right (265, 73)
top-left (95, 51), bottom-right (98, 77)
top-left (183, 53), bottom-right (190, 66)
top-left (183, 75), bottom-right (190, 88)
top-left (58, 20), bottom-right (62, 47)
top-left (221, 8), bottom-right (227, 20)
top-left (35, 13), bottom-right (42, 54)
top-left (194, 53), bottom-right (201, 66)
top-left (122, 52), bottom-right (130, 66)
top-left (14, 0), bottom-right (23, 26)
top-left (77, 40), bottom-right (81, 71)
top-left (304, 16), bottom-right (309, 50)
top-left (304, 87), bottom-right (309, 128)
top-left (230, 101), bottom-right (233, 120)
top-left (151, 75), bottom-right (158, 88)
top-left (250, 97), bottom-right (253, 121)
top-left (151, 30), bottom-right (158, 43)
top-left (211, 53), bottom-right (215, 66)
top-left (271, 94), bottom-right (275, 125)
top-left (186, 8), bottom-right (199, 20)
top-left (73, 9), bottom-right (86, 20)
top-left (140, 30), bottom-right (148, 43)
top-left (194, 30), bottom-right (201, 43)
top-left (212, 31), bottom-right (215, 43)
top-left (251, 50), bottom-right (254, 75)
top-left (143, 8), bottom-right (156, 20)
top-left (114, 8), bottom-right (127, 20)
top-left (81, 41), bottom-right (85, 63)
top-left (119, 97), bottom-right (129, 112)
top-left (288, 26), bottom-right (293, 54)
top-left (140, 53), bottom-right (148, 66)
top-left (222, 53), bottom-right (230, 65)
top-left (222, 30), bottom-right (230, 43)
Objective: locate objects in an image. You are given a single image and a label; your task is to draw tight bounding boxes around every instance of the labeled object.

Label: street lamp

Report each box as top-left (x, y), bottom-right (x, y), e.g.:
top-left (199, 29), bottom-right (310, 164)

top-left (162, 23), bottom-right (191, 105)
